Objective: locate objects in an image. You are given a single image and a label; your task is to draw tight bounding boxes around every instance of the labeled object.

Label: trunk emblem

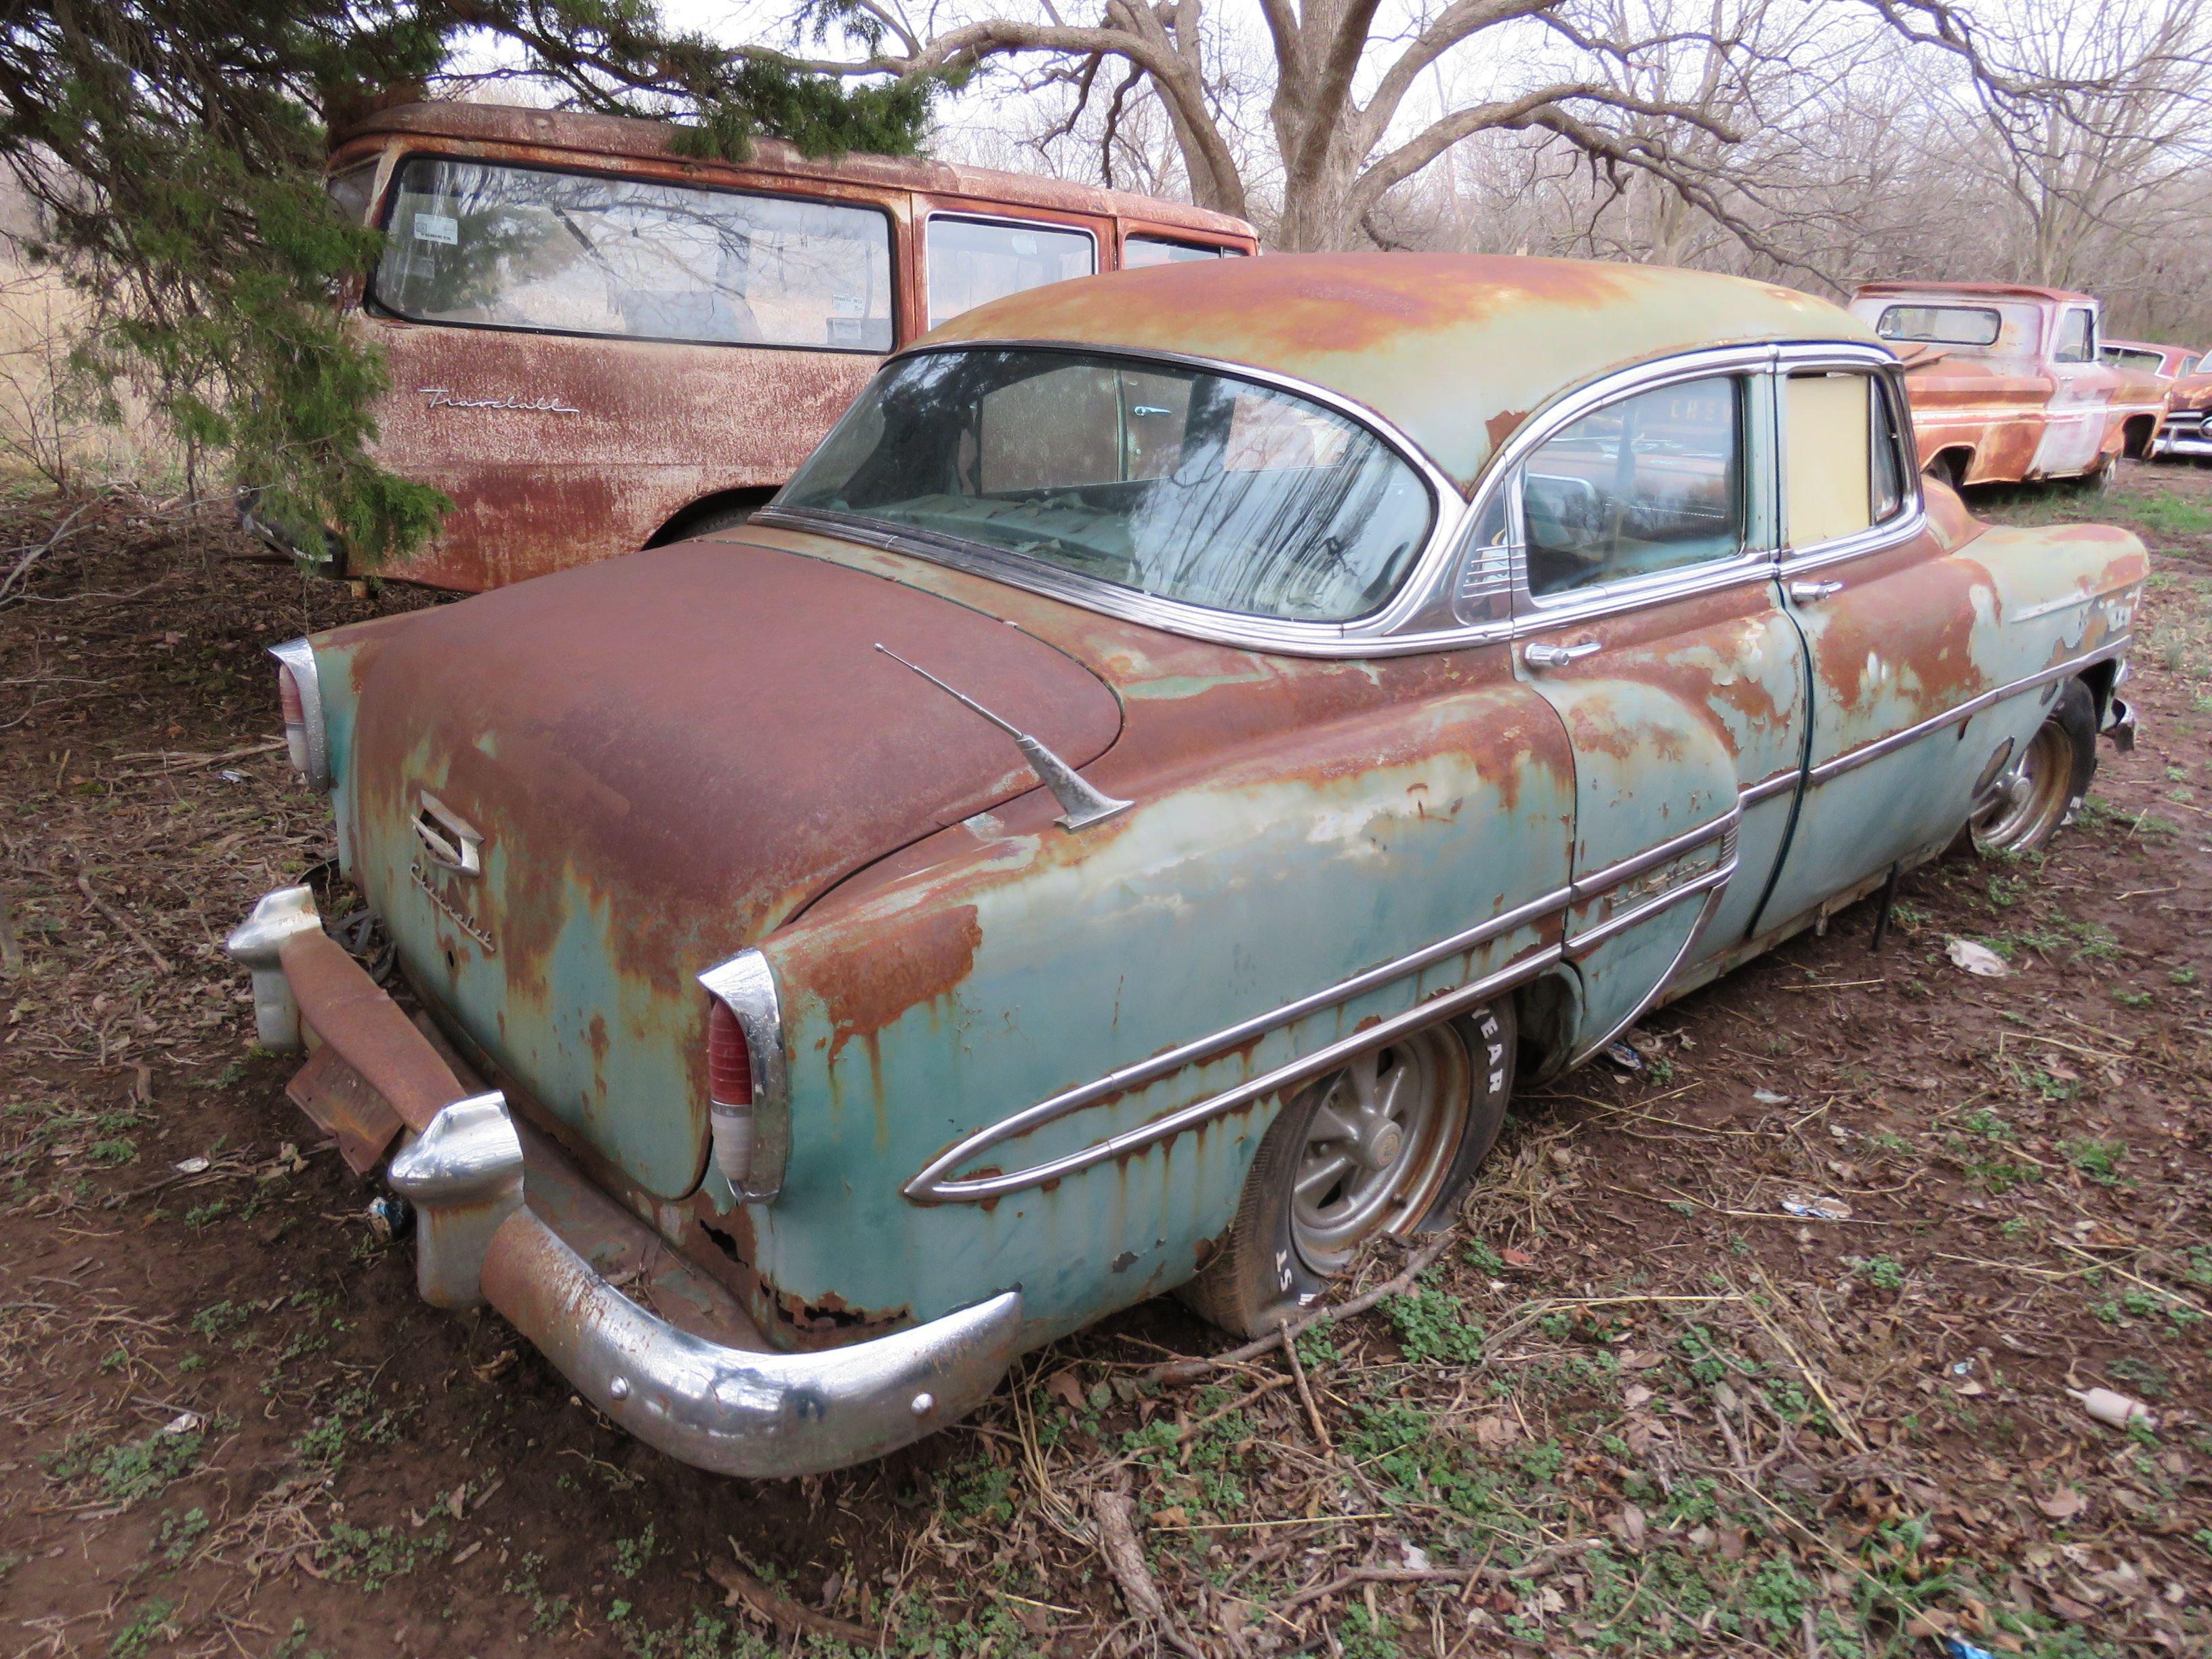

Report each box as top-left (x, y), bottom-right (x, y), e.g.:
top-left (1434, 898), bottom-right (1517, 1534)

top-left (412, 792), bottom-right (484, 877)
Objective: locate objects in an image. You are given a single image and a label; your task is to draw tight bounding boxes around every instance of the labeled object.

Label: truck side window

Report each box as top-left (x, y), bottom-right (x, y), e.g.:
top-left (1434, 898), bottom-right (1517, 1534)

top-left (926, 218), bottom-right (1094, 329)
top-left (371, 157), bottom-right (894, 352)
top-left (1124, 236), bottom-right (1247, 267)
top-left (1521, 375), bottom-right (1743, 598)
top-left (2052, 308), bottom-right (2095, 365)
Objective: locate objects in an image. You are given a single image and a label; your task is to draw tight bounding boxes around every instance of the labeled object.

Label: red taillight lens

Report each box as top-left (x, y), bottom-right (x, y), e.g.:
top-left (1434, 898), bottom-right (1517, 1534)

top-left (277, 664), bottom-right (304, 726)
top-left (708, 998), bottom-right (752, 1106)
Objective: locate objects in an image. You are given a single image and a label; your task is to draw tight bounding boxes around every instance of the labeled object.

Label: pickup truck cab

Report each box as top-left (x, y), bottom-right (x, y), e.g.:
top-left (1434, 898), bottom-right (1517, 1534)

top-left (1849, 282), bottom-right (2165, 487)
top-left (285, 102), bottom-right (1256, 591)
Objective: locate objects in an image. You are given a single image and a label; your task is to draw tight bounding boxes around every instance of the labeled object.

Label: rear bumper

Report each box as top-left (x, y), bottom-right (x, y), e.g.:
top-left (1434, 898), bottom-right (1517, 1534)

top-left (225, 885), bottom-right (1023, 1478)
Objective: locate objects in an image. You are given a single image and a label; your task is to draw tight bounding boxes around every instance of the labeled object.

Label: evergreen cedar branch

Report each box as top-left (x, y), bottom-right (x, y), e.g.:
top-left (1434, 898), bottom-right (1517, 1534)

top-left (0, 1), bottom-right (936, 562)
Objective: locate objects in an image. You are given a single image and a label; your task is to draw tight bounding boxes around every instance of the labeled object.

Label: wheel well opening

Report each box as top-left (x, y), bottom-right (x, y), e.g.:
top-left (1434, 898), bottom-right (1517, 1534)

top-left (1513, 970), bottom-right (1583, 1088)
top-left (644, 487), bottom-right (781, 548)
top-left (1927, 447), bottom-right (1973, 487)
top-left (2121, 416), bottom-right (2156, 460)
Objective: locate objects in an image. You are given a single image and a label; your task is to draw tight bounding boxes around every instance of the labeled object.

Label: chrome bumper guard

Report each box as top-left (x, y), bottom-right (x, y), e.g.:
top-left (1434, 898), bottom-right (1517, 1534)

top-left (2102, 695), bottom-right (2137, 753)
top-left (226, 884), bottom-right (1025, 1478)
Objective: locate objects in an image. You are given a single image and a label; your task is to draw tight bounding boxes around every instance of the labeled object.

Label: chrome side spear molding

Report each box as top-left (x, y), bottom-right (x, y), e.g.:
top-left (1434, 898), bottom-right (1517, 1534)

top-left (876, 644), bottom-right (1132, 830)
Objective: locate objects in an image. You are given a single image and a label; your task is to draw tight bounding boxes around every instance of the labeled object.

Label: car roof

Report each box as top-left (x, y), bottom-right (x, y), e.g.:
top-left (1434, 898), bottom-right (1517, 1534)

top-left (923, 252), bottom-right (1875, 494)
top-left (1853, 280), bottom-right (2095, 306)
top-left (331, 102), bottom-right (1256, 239)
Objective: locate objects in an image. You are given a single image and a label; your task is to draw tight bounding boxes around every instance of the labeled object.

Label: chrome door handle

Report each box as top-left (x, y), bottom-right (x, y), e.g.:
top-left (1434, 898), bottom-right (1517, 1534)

top-left (1524, 640), bottom-right (1601, 668)
top-left (1788, 578), bottom-right (1845, 602)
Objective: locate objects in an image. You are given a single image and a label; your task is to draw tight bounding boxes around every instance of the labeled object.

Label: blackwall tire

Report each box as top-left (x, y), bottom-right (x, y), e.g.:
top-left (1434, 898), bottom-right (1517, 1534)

top-left (1179, 1004), bottom-right (1515, 1339)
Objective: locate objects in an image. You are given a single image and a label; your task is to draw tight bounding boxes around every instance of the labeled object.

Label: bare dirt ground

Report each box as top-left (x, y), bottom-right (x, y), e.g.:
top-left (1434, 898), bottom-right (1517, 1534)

top-left (3, 467), bottom-right (2208, 1659)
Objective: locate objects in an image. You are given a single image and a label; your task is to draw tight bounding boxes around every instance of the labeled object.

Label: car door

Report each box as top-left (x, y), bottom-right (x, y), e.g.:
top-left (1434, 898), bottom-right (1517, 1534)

top-left (1503, 354), bottom-right (1809, 1061)
top-left (1755, 352), bottom-right (1994, 933)
top-left (2033, 304), bottom-right (2110, 478)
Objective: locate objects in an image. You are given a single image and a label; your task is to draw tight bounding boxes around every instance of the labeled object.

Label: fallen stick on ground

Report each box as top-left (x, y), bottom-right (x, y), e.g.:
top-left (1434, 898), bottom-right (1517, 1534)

top-left (706, 1553), bottom-right (882, 1647)
top-left (1093, 1489), bottom-right (1204, 1658)
top-left (75, 872), bottom-right (173, 975)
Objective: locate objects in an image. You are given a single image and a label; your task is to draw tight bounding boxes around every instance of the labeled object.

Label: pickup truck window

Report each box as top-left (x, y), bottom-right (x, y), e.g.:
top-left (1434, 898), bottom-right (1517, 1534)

top-left (1125, 236), bottom-right (1249, 267)
top-left (2052, 308), bottom-right (2095, 364)
top-left (1875, 304), bottom-right (2001, 348)
top-left (1786, 371), bottom-right (1910, 546)
top-left (1522, 375), bottom-right (1743, 598)
top-left (926, 217), bottom-right (1096, 328)
top-left (780, 346), bottom-right (1433, 622)
top-left (327, 163), bottom-right (377, 227)
top-left (371, 157), bottom-right (895, 352)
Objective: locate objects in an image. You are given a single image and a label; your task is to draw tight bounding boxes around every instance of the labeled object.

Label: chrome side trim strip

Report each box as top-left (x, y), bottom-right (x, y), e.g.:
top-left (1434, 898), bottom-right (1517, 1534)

top-left (1570, 807), bottom-right (1740, 904)
top-left (1569, 874), bottom-right (1734, 1067)
top-left (1808, 638), bottom-right (2131, 785)
top-left (1568, 851), bottom-right (1736, 958)
top-left (906, 943), bottom-right (1565, 1203)
top-left (902, 884), bottom-right (1571, 1203)
top-left (1741, 767), bottom-right (1801, 805)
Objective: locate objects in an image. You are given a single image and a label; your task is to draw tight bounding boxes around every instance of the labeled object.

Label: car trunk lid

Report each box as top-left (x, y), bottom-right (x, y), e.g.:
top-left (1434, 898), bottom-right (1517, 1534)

top-left (336, 539), bottom-right (1123, 1200)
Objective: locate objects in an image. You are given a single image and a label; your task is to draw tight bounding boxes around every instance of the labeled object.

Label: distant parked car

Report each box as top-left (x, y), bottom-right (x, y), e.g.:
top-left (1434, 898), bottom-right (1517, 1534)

top-left (1849, 281), bottom-right (2165, 487)
top-left (231, 253), bottom-right (2146, 1479)
top-left (2101, 339), bottom-right (2199, 382)
top-left (251, 101), bottom-right (1256, 590)
top-left (2151, 352), bottom-right (2212, 462)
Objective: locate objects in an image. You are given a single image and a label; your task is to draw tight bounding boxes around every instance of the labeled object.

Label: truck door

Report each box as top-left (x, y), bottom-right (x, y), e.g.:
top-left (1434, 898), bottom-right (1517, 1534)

top-left (1505, 356), bottom-right (1809, 1060)
top-left (359, 153), bottom-right (895, 588)
top-left (2034, 304), bottom-right (2111, 478)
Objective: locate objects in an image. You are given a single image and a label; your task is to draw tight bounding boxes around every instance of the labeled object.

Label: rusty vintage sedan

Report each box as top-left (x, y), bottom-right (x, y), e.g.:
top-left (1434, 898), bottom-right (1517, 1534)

top-left (229, 254), bottom-right (2145, 1478)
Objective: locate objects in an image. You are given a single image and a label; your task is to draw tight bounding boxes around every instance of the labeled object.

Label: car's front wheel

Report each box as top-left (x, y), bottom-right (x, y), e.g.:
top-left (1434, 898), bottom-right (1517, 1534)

top-left (1970, 679), bottom-right (2097, 856)
top-left (1180, 1004), bottom-right (1515, 1338)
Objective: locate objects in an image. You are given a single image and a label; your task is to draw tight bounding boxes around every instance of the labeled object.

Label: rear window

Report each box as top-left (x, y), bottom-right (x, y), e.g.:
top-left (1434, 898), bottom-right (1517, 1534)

top-left (781, 346), bottom-right (1433, 623)
top-left (371, 157), bottom-right (894, 352)
top-left (2103, 347), bottom-right (2167, 373)
top-left (1875, 305), bottom-right (2001, 348)
top-left (1124, 236), bottom-right (1248, 267)
top-left (926, 217), bottom-right (1095, 328)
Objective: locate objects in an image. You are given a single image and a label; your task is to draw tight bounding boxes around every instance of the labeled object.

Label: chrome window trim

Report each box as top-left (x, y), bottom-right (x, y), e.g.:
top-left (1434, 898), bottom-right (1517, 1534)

top-left (268, 638), bottom-right (330, 792)
top-left (1774, 346), bottom-right (1927, 575)
top-left (697, 949), bottom-right (790, 1202)
top-left (922, 211), bottom-right (1101, 330)
top-left (1809, 637), bottom-right (2131, 785)
top-left (762, 336), bottom-right (1471, 657)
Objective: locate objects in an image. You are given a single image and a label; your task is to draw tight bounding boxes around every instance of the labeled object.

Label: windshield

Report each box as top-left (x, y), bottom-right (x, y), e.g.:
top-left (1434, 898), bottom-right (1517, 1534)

top-left (779, 348), bottom-right (1435, 623)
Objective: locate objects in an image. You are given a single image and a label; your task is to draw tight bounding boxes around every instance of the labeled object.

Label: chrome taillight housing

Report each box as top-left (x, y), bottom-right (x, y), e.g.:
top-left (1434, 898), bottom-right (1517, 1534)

top-left (268, 638), bottom-right (330, 791)
top-left (699, 951), bottom-right (788, 1202)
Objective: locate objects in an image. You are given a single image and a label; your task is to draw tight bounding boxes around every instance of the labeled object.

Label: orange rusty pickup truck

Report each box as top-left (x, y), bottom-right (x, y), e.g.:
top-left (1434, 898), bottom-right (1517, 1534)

top-left (1847, 282), bottom-right (2166, 489)
top-left (274, 102), bottom-right (1257, 591)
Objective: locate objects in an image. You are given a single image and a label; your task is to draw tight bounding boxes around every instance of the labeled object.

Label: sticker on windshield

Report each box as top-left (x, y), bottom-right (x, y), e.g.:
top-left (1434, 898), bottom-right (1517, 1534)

top-left (412, 211), bottom-right (459, 246)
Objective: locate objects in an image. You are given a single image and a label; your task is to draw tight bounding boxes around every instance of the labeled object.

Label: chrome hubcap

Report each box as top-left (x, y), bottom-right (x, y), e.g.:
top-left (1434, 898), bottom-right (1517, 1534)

top-left (1971, 718), bottom-right (2072, 855)
top-left (1290, 1027), bottom-right (1469, 1276)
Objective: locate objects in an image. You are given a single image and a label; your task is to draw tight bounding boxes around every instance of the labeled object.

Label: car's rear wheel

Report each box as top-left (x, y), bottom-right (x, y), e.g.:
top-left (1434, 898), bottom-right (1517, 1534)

top-left (1180, 1005), bottom-right (1515, 1338)
top-left (1969, 680), bottom-right (2097, 856)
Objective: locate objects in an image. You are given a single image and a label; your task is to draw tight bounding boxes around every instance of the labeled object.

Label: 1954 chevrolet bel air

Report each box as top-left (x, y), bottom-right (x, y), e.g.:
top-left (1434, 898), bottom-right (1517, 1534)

top-left (228, 253), bottom-right (2145, 1479)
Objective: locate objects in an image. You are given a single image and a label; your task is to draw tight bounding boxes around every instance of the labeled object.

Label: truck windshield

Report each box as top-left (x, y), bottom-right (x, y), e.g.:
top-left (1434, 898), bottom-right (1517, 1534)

top-left (780, 348), bottom-right (1435, 623)
top-left (371, 157), bottom-right (893, 352)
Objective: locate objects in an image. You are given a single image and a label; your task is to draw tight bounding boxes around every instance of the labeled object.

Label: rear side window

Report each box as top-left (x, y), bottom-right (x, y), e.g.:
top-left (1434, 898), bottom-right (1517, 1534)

top-left (1124, 236), bottom-right (1247, 267)
top-left (1787, 371), bottom-right (1912, 547)
top-left (1522, 376), bottom-right (1744, 598)
top-left (1875, 305), bottom-right (2000, 348)
top-left (926, 217), bottom-right (1094, 328)
top-left (371, 157), bottom-right (894, 352)
top-left (2102, 347), bottom-right (2165, 373)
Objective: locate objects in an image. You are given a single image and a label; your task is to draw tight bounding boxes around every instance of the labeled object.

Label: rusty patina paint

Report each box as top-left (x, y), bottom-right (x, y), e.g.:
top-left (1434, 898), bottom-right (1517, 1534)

top-left (327, 102), bottom-right (1257, 593)
top-left (926, 254), bottom-right (1869, 495)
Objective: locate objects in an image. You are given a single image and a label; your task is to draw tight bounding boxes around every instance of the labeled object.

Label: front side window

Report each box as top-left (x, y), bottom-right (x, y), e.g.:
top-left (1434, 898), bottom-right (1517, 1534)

top-left (926, 218), bottom-right (1095, 328)
top-left (372, 157), bottom-right (893, 351)
top-left (2052, 308), bottom-right (2095, 365)
top-left (1521, 376), bottom-right (1744, 598)
top-left (327, 163), bottom-right (378, 226)
top-left (1875, 305), bottom-right (2001, 348)
top-left (1786, 371), bottom-right (1911, 547)
top-left (781, 348), bottom-right (1434, 623)
top-left (1124, 236), bottom-right (1248, 268)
